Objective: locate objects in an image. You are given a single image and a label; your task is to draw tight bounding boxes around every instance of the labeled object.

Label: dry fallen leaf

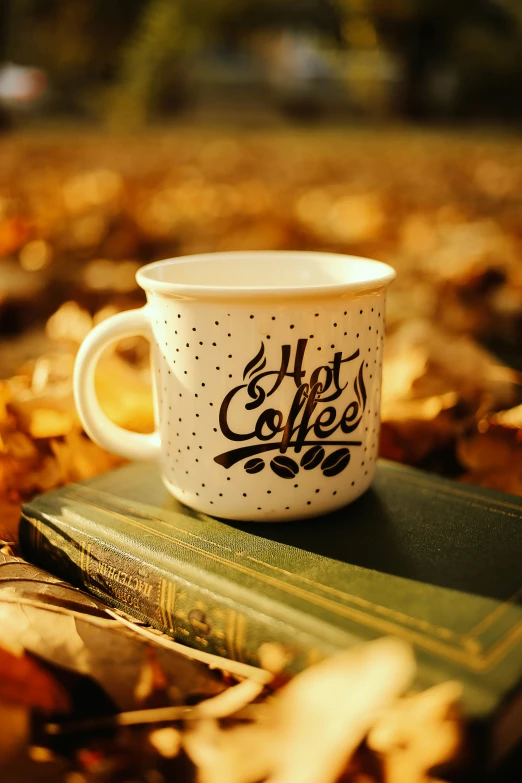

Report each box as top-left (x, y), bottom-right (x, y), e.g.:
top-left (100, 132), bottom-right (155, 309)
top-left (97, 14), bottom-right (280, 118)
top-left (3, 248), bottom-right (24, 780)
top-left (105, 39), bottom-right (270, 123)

top-left (0, 553), bottom-right (228, 714)
top-left (368, 681), bottom-right (463, 783)
top-left (383, 320), bottom-right (521, 412)
top-left (184, 637), bottom-right (417, 783)
top-left (267, 637), bottom-right (415, 783)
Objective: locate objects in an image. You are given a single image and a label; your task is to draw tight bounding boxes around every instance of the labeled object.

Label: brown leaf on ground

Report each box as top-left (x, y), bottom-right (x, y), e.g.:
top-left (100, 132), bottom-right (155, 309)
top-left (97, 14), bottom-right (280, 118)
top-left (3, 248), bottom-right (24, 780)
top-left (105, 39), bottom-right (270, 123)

top-left (383, 320), bottom-right (521, 413)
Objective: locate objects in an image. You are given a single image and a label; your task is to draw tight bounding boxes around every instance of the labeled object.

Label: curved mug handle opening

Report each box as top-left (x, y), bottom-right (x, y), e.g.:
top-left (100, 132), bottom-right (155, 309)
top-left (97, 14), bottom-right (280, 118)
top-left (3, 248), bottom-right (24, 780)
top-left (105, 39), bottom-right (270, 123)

top-left (73, 307), bottom-right (160, 462)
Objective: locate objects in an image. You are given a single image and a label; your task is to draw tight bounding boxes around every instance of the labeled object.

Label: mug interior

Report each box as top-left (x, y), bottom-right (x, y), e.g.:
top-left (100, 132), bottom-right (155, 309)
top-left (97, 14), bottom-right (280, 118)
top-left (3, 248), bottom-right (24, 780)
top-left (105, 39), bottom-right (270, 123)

top-left (137, 251), bottom-right (395, 298)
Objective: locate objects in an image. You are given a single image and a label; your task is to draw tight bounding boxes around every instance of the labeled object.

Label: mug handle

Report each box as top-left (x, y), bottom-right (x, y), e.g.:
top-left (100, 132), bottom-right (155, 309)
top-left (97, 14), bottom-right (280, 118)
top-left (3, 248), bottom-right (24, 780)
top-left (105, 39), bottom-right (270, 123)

top-left (73, 307), bottom-right (161, 462)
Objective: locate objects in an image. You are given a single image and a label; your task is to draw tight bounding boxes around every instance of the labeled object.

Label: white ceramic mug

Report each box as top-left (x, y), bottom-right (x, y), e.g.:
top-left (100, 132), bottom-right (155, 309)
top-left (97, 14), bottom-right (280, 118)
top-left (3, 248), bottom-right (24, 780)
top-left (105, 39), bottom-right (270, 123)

top-left (74, 251), bottom-right (395, 521)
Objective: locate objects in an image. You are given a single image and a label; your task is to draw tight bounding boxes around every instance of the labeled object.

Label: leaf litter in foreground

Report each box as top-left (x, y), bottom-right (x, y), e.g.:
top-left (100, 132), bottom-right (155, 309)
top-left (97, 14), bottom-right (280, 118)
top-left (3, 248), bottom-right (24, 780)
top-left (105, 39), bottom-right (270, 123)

top-left (0, 552), bottom-right (229, 715)
top-left (0, 550), bottom-right (264, 782)
top-left (0, 554), bottom-right (465, 783)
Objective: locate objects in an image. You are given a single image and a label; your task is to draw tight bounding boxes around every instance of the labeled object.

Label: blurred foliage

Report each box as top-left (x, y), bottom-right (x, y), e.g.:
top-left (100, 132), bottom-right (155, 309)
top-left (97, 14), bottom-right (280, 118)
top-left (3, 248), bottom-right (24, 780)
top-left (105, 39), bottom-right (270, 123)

top-left (3, 0), bottom-right (522, 124)
top-left (98, 0), bottom-right (342, 126)
top-left (335, 0), bottom-right (522, 118)
top-left (4, 0), bottom-right (144, 113)
top-left (104, 0), bottom-right (192, 128)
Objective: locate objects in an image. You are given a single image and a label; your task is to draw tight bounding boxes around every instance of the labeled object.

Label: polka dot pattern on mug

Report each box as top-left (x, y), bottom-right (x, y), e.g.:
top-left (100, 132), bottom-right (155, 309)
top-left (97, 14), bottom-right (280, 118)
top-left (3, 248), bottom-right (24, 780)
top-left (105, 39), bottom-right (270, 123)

top-left (150, 296), bottom-right (385, 520)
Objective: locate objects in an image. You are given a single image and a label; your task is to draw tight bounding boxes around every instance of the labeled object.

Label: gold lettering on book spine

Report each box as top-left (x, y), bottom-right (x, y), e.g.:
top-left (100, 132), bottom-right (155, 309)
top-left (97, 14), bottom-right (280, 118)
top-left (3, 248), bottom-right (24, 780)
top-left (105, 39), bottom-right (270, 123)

top-left (80, 541), bottom-right (92, 586)
top-left (79, 541), bottom-right (85, 584)
top-left (166, 580), bottom-right (176, 633)
top-left (96, 560), bottom-right (154, 597)
top-left (159, 579), bottom-right (168, 629)
top-left (225, 610), bottom-right (247, 661)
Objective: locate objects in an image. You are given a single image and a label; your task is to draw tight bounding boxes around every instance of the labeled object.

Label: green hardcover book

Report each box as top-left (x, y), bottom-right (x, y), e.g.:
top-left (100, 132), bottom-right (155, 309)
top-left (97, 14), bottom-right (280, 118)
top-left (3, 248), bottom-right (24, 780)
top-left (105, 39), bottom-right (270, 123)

top-left (19, 459), bottom-right (522, 763)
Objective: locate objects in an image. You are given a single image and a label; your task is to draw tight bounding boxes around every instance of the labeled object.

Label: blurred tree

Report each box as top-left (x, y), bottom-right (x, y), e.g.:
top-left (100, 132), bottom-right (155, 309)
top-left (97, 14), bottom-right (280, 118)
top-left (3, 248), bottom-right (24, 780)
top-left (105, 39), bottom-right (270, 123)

top-left (2, 0), bottom-right (341, 124)
top-left (334, 0), bottom-right (522, 120)
top-left (4, 0), bottom-right (143, 113)
top-left (104, 0), bottom-right (190, 127)
top-left (3, 0), bottom-right (522, 123)
top-left (105, 0), bottom-right (341, 127)
top-left (452, 3), bottom-right (522, 121)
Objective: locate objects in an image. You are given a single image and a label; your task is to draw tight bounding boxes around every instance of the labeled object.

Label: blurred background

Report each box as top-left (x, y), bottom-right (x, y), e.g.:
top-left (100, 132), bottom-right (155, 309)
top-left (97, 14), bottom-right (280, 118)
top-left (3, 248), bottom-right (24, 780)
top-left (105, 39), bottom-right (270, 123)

top-left (0, 0), bottom-right (521, 525)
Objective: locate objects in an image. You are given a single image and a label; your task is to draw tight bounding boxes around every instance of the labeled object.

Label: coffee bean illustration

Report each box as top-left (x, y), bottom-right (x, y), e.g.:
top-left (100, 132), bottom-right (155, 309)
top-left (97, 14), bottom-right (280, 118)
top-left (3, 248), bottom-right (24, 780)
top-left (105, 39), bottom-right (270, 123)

top-left (244, 457), bottom-right (265, 474)
top-left (270, 455), bottom-right (299, 479)
top-left (300, 445), bottom-right (325, 470)
top-left (321, 448), bottom-right (351, 477)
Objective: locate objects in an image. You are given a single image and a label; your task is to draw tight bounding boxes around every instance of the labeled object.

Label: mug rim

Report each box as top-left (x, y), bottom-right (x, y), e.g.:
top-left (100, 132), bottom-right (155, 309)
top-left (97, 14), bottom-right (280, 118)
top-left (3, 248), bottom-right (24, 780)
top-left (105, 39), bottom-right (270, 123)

top-left (136, 251), bottom-right (396, 300)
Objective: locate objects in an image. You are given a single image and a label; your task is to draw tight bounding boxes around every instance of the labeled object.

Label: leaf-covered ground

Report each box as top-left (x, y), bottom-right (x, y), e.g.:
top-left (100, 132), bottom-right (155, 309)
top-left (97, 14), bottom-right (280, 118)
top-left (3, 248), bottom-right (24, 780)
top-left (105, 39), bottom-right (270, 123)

top-left (0, 123), bottom-right (521, 783)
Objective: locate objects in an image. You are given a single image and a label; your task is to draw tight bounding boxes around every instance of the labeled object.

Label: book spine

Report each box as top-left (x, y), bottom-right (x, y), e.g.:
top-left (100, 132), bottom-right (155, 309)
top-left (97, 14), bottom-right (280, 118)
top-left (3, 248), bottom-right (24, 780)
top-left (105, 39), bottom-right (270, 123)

top-left (19, 510), bottom-right (336, 676)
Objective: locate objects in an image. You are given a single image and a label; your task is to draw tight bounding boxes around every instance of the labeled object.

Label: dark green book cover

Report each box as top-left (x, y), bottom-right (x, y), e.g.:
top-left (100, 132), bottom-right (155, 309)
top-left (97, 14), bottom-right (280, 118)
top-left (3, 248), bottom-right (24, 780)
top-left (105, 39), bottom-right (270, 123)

top-left (19, 459), bottom-right (522, 761)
